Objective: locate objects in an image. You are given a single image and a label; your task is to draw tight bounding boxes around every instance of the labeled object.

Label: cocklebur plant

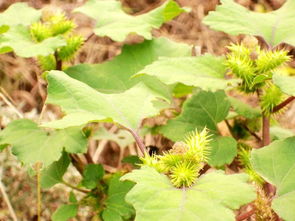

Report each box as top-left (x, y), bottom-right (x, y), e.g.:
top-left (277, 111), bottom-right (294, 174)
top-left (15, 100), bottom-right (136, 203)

top-left (0, 0), bottom-right (295, 221)
top-left (30, 11), bottom-right (84, 71)
top-left (140, 128), bottom-right (211, 188)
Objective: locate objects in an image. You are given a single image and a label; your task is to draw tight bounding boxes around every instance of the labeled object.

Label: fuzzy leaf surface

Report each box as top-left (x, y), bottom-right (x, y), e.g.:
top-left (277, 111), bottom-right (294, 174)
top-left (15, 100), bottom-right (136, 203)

top-left (203, 0), bottom-right (295, 46)
top-left (75, 0), bottom-right (185, 42)
top-left (43, 71), bottom-right (168, 130)
top-left (134, 55), bottom-right (238, 91)
top-left (228, 97), bottom-right (261, 119)
top-left (65, 37), bottom-right (191, 100)
top-left (0, 25), bottom-right (66, 57)
top-left (0, 3), bottom-right (41, 26)
top-left (121, 166), bottom-right (255, 221)
top-left (208, 136), bottom-right (237, 167)
top-left (0, 119), bottom-right (87, 167)
top-left (273, 73), bottom-right (295, 96)
top-left (251, 137), bottom-right (295, 221)
top-left (102, 174), bottom-right (135, 221)
top-left (160, 90), bottom-right (230, 141)
top-left (41, 153), bottom-right (70, 188)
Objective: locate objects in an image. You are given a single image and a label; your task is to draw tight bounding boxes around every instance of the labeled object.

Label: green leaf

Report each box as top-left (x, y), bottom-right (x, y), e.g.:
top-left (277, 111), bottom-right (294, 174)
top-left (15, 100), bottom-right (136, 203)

top-left (75, 0), bottom-right (185, 42)
top-left (203, 0), bottom-right (295, 46)
top-left (251, 137), bottom-right (295, 221)
top-left (270, 126), bottom-right (294, 140)
top-left (69, 192), bottom-right (77, 203)
top-left (41, 152), bottom-right (70, 188)
top-left (52, 204), bottom-right (78, 221)
top-left (0, 3), bottom-right (41, 26)
top-left (43, 71), bottom-right (169, 130)
top-left (273, 73), bottom-right (295, 96)
top-left (121, 166), bottom-right (255, 221)
top-left (0, 119), bottom-right (87, 167)
top-left (122, 155), bottom-right (142, 168)
top-left (93, 127), bottom-right (134, 149)
top-left (208, 136), bottom-right (237, 167)
top-left (0, 25), bottom-right (66, 57)
top-left (134, 55), bottom-right (238, 91)
top-left (0, 25), bottom-right (9, 34)
top-left (102, 173), bottom-right (135, 221)
top-left (228, 97), bottom-right (261, 119)
top-left (160, 90), bottom-right (230, 141)
top-left (65, 37), bottom-right (191, 100)
top-left (81, 164), bottom-right (104, 189)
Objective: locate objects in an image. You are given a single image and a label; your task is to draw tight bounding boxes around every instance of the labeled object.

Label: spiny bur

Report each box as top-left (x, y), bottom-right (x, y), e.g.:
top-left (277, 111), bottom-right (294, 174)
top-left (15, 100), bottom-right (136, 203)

top-left (141, 127), bottom-right (211, 188)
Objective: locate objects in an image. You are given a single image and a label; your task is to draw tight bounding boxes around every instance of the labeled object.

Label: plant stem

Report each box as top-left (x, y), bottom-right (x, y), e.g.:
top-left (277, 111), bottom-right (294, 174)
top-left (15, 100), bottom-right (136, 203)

top-left (69, 154), bottom-right (84, 175)
top-left (236, 207), bottom-right (255, 221)
top-left (54, 51), bottom-right (62, 71)
top-left (36, 162), bottom-right (42, 221)
top-left (62, 180), bottom-right (90, 194)
top-left (272, 96), bottom-right (295, 113)
top-left (224, 120), bottom-right (238, 140)
top-left (242, 124), bottom-right (262, 142)
top-left (121, 125), bottom-right (146, 155)
top-left (262, 115), bottom-right (270, 146)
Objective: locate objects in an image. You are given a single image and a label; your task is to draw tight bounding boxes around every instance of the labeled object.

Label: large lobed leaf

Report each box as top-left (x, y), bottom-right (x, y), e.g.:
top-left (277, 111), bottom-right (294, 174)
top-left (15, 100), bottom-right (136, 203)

top-left (0, 3), bottom-right (41, 27)
top-left (134, 55), bottom-right (239, 91)
top-left (65, 37), bottom-right (191, 100)
top-left (251, 137), bottom-right (295, 221)
top-left (160, 90), bottom-right (230, 141)
top-left (0, 25), bottom-right (66, 57)
top-left (208, 136), bottom-right (237, 167)
top-left (160, 90), bottom-right (236, 167)
top-left (43, 71), bottom-right (169, 130)
top-left (102, 174), bottom-right (135, 221)
top-left (75, 0), bottom-right (185, 42)
top-left (121, 166), bottom-right (255, 221)
top-left (0, 119), bottom-right (87, 167)
top-left (203, 0), bottom-right (295, 47)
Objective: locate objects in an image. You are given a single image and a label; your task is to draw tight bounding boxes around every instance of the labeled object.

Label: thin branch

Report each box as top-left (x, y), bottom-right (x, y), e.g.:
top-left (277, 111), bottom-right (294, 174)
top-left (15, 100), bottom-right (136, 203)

top-left (242, 124), bottom-right (262, 142)
top-left (272, 96), bottom-right (295, 113)
top-left (38, 103), bottom-right (47, 124)
top-left (224, 120), bottom-right (238, 140)
top-left (0, 169), bottom-right (18, 221)
top-left (236, 208), bottom-right (255, 221)
top-left (62, 180), bottom-right (90, 194)
top-left (120, 125), bottom-right (146, 156)
top-left (69, 154), bottom-right (84, 175)
top-left (0, 92), bottom-right (23, 118)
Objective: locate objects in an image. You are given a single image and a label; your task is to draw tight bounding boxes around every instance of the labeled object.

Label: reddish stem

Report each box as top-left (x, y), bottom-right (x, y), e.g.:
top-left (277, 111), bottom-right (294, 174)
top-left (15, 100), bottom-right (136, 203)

top-left (262, 115), bottom-right (270, 147)
top-left (54, 51), bottom-right (62, 71)
top-left (272, 96), bottom-right (295, 113)
top-left (236, 208), bottom-right (255, 221)
top-left (121, 126), bottom-right (146, 156)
